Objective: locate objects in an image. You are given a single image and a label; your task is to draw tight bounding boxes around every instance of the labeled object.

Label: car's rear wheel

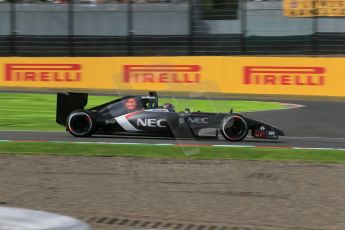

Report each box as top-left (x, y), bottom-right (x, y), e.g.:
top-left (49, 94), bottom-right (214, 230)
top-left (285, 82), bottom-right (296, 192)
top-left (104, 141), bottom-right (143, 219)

top-left (67, 110), bottom-right (95, 137)
top-left (220, 115), bottom-right (248, 142)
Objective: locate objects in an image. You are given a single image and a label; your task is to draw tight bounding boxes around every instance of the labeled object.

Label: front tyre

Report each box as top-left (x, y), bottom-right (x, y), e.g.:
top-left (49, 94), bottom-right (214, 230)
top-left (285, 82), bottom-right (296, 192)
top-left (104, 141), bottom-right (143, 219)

top-left (220, 115), bottom-right (248, 142)
top-left (66, 110), bottom-right (95, 137)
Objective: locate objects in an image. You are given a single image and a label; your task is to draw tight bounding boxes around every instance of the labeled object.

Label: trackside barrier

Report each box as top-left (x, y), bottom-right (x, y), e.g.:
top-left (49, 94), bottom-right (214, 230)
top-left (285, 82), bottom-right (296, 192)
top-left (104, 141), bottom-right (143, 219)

top-left (0, 56), bottom-right (343, 97)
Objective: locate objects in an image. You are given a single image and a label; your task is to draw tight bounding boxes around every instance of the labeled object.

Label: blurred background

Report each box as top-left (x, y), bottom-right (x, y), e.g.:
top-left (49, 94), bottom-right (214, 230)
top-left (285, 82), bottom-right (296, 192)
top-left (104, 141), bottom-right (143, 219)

top-left (0, 0), bottom-right (343, 57)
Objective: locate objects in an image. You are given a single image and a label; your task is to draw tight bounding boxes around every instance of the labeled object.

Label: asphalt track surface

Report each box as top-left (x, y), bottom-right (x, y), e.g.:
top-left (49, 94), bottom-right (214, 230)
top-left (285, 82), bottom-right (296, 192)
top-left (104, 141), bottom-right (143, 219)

top-left (1, 98), bottom-right (345, 230)
top-left (1, 99), bottom-right (345, 148)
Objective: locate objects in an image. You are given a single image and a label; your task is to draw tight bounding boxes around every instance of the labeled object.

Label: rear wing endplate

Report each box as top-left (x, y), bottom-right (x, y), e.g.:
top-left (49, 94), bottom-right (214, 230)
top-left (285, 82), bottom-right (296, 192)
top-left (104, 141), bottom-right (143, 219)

top-left (56, 93), bottom-right (88, 126)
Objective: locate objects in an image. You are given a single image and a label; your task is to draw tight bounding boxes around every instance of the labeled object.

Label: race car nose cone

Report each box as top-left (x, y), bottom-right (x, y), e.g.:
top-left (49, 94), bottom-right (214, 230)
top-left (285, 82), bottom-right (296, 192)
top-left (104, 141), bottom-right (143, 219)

top-left (0, 206), bottom-right (89, 230)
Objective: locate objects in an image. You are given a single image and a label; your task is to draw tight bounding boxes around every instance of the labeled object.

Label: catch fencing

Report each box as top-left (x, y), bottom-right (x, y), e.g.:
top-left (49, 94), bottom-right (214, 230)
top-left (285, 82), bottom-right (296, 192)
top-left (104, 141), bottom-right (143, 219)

top-left (0, 0), bottom-right (345, 56)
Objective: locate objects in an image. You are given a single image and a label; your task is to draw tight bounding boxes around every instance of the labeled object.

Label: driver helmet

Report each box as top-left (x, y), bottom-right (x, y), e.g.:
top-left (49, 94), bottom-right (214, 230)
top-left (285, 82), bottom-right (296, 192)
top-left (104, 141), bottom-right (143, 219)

top-left (162, 103), bottom-right (175, 112)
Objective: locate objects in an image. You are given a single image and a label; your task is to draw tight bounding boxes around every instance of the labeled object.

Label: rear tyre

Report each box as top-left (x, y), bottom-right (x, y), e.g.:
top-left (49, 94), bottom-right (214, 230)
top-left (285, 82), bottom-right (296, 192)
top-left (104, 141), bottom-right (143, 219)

top-left (66, 110), bottom-right (95, 137)
top-left (220, 115), bottom-right (248, 142)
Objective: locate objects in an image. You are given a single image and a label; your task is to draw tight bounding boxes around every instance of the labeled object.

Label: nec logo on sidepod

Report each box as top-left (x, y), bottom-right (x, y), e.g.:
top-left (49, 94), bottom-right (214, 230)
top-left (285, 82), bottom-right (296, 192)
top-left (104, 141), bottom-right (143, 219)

top-left (137, 118), bottom-right (167, 128)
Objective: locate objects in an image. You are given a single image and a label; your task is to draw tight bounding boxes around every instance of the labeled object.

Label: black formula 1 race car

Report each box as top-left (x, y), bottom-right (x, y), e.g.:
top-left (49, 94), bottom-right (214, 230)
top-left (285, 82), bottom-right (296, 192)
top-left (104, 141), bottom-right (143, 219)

top-left (56, 92), bottom-right (284, 142)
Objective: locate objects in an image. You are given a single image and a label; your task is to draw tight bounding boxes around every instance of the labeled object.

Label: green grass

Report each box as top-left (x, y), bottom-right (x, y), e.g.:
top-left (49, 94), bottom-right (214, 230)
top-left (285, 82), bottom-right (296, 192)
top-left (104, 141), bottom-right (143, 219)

top-left (1, 142), bottom-right (345, 163)
top-left (0, 93), bottom-right (285, 131)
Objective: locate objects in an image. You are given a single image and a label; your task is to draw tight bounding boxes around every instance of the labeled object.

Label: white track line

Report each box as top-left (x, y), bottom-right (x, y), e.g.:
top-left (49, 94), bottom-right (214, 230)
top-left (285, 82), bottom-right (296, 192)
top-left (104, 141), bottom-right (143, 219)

top-left (2, 130), bottom-right (344, 141)
top-left (1, 139), bottom-right (345, 151)
top-left (0, 130), bottom-right (65, 133)
top-left (243, 102), bottom-right (305, 113)
top-left (212, 145), bottom-right (254, 148)
top-left (282, 136), bottom-right (345, 140)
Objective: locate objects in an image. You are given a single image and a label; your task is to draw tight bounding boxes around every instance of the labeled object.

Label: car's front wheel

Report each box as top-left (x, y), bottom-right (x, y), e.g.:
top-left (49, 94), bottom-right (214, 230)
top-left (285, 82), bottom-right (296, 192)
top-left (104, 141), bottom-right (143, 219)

top-left (66, 110), bottom-right (95, 137)
top-left (220, 115), bottom-right (248, 142)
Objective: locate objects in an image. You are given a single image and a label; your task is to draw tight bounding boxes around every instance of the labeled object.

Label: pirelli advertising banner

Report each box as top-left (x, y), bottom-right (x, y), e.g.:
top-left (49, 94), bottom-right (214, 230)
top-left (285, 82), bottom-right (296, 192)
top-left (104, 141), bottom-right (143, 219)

top-left (0, 56), bottom-right (344, 97)
top-left (284, 0), bottom-right (345, 17)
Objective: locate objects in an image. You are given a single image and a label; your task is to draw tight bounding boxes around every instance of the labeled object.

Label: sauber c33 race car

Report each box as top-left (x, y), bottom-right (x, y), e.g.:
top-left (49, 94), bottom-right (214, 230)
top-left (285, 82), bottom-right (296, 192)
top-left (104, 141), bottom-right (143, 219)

top-left (56, 92), bottom-right (284, 142)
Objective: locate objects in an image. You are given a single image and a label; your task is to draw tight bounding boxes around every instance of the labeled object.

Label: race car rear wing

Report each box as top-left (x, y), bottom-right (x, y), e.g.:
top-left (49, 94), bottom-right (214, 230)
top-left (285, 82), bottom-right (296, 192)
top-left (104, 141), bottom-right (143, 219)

top-left (56, 93), bottom-right (88, 126)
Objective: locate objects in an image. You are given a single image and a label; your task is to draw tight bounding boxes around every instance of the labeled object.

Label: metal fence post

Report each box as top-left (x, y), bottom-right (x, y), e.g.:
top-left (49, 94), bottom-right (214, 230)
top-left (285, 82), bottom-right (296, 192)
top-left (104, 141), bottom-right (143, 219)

top-left (312, 0), bottom-right (318, 55)
top-left (68, 0), bottom-right (75, 56)
top-left (9, 0), bottom-right (16, 56)
top-left (312, 16), bottom-right (318, 55)
top-left (127, 0), bottom-right (133, 56)
top-left (240, 0), bottom-right (247, 55)
top-left (188, 0), bottom-right (194, 55)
